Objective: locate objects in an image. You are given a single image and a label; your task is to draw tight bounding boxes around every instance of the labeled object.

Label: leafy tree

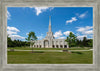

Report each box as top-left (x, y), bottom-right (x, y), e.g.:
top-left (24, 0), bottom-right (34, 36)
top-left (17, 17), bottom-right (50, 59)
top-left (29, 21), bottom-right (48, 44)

top-left (76, 37), bottom-right (93, 48)
top-left (87, 39), bottom-right (93, 47)
top-left (76, 39), bottom-right (81, 47)
top-left (26, 31), bottom-right (37, 52)
top-left (65, 32), bottom-right (77, 47)
top-left (7, 35), bottom-right (30, 48)
top-left (7, 36), bottom-right (13, 47)
top-left (82, 37), bottom-right (88, 47)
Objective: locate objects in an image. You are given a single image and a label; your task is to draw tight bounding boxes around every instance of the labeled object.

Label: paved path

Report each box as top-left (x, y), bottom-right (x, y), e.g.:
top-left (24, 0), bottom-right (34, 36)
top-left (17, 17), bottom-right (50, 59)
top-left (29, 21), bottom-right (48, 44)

top-left (7, 49), bottom-right (92, 52)
top-left (7, 49), bottom-right (63, 52)
top-left (70, 50), bottom-right (92, 52)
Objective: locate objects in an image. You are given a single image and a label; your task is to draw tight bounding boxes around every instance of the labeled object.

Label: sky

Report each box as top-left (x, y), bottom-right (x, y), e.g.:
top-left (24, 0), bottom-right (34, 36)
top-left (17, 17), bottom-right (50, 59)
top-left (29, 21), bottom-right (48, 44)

top-left (7, 7), bottom-right (93, 41)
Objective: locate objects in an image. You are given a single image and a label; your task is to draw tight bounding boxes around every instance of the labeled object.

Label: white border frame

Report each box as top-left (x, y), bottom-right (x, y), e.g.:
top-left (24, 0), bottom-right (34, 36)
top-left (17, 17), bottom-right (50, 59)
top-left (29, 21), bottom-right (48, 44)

top-left (0, 0), bottom-right (99, 71)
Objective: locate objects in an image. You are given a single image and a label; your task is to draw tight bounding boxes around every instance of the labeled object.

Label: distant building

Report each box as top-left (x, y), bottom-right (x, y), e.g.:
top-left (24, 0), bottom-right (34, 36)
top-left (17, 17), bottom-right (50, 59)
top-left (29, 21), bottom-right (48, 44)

top-left (32, 16), bottom-right (69, 48)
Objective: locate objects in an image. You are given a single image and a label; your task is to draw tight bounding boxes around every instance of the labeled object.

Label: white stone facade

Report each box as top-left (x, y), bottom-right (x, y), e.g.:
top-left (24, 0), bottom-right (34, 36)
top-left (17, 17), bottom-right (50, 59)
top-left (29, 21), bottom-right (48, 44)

top-left (32, 16), bottom-right (69, 48)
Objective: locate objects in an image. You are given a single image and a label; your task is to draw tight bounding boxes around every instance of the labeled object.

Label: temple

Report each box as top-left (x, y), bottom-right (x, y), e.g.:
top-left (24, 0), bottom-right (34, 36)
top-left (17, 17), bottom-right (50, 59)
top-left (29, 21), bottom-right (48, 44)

top-left (32, 16), bottom-right (69, 48)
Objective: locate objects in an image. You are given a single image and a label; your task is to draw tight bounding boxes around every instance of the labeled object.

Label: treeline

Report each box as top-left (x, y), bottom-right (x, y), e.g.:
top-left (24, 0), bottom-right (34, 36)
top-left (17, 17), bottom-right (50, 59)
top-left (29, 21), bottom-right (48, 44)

top-left (66, 32), bottom-right (93, 48)
top-left (7, 36), bottom-right (30, 47)
top-left (69, 37), bottom-right (93, 47)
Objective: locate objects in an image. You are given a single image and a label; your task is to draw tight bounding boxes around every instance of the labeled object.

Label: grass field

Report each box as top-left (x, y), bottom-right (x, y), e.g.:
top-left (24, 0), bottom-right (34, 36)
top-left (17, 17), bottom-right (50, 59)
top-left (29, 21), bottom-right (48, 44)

top-left (7, 47), bottom-right (93, 64)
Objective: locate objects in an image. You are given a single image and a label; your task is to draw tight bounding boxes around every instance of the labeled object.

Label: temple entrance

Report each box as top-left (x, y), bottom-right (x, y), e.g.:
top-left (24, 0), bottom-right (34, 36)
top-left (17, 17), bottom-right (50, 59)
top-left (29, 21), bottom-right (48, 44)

top-left (44, 40), bottom-right (49, 48)
top-left (64, 45), bottom-right (67, 48)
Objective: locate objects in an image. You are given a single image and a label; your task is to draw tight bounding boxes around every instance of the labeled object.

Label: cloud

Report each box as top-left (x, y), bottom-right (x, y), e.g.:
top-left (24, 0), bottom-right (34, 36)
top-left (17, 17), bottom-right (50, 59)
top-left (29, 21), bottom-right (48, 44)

top-left (7, 26), bottom-right (25, 40)
top-left (77, 35), bottom-right (87, 40)
top-left (63, 31), bottom-right (71, 36)
top-left (76, 26), bottom-right (93, 40)
top-left (37, 34), bottom-right (44, 40)
top-left (7, 26), bottom-right (20, 32)
top-left (33, 7), bottom-right (54, 16)
top-left (7, 30), bottom-right (17, 35)
top-left (7, 11), bottom-right (11, 20)
top-left (9, 35), bottom-right (25, 41)
top-left (7, 26), bottom-right (20, 35)
top-left (28, 7), bottom-right (54, 15)
top-left (54, 30), bottom-right (74, 39)
top-left (54, 30), bottom-right (63, 38)
top-left (83, 30), bottom-right (93, 35)
top-left (76, 26), bottom-right (93, 35)
top-left (58, 36), bottom-right (66, 39)
top-left (78, 11), bottom-right (88, 18)
top-left (66, 17), bottom-right (77, 24)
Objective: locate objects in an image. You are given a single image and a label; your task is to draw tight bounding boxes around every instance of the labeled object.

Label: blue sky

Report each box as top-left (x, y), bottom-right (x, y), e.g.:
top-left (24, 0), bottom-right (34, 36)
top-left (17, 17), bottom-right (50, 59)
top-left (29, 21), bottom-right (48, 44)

top-left (7, 7), bottom-right (93, 41)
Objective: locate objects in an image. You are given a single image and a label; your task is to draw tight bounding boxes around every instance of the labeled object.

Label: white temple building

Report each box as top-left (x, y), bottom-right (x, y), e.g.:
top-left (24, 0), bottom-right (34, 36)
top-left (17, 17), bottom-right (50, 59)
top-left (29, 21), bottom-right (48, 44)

top-left (32, 16), bottom-right (69, 48)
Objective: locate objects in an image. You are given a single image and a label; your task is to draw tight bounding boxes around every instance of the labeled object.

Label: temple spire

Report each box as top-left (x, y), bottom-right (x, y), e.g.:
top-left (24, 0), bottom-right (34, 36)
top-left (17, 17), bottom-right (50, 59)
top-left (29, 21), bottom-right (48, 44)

top-left (49, 16), bottom-right (51, 32)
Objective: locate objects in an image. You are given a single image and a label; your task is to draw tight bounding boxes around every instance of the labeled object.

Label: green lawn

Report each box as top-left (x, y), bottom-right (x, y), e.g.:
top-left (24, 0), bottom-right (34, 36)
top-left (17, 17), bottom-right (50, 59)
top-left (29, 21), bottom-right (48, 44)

top-left (7, 50), bottom-right (93, 64)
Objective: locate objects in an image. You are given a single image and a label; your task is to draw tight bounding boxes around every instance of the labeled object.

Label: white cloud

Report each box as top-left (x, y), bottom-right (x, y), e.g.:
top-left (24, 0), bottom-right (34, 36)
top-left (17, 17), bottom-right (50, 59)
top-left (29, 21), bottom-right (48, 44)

top-left (77, 35), bottom-right (87, 40)
top-left (54, 30), bottom-right (63, 38)
top-left (7, 30), bottom-right (17, 35)
top-left (66, 17), bottom-right (77, 24)
top-left (34, 7), bottom-right (53, 16)
top-left (7, 26), bottom-right (20, 32)
top-left (28, 7), bottom-right (54, 16)
top-left (7, 26), bottom-right (25, 40)
top-left (76, 26), bottom-right (93, 35)
top-left (63, 31), bottom-right (71, 36)
top-left (37, 34), bottom-right (44, 40)
top-left (58, 36), bottom-right (66, 39)
top-left (76, 26), bottom-right (93, 40)
top-left (7, 11), bottom-right (11, 20)
top-left (7, 26), bottom-right (20, 36)
top-left (54, 31), bottom-right (74, 39)
top-left (9, 35), bottom-right (25, 41)
top-left (83, 30), bottom-right (93, 35)
top-left (79, 11), bottom-right (88, 18)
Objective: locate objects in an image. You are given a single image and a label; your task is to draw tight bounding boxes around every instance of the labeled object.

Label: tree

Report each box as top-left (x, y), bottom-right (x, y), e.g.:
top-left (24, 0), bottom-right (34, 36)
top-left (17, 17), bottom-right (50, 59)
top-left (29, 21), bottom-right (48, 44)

top-left (7, 36), bottom-right (13, 47)
top-left (65, 32), bottom-right (77, 48)
top-left (7, 35), bottom-right (30, 48)
top-left (87, 39), bottom-right (93, 47)
top-left (82, 37), bottom-right (88, 47)
top-left (26, 31), bottom-right (37, 53)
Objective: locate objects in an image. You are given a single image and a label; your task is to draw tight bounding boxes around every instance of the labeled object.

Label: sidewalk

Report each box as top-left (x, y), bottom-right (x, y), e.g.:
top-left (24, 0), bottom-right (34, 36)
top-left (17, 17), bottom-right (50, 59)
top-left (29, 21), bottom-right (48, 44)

top-left (7, 49), bottom-right (92, 52)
